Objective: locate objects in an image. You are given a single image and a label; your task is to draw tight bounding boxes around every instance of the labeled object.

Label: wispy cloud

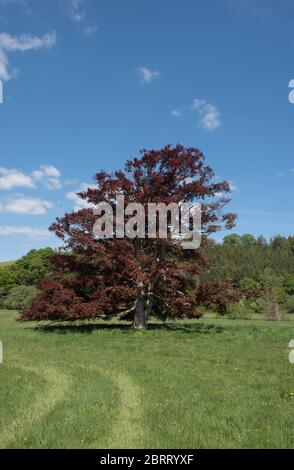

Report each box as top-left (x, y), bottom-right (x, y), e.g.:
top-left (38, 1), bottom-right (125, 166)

top-left (0, 31), bottom-right (56, 81)
top-left (226, 0), bottom-right (272, 21)
top-left (192, 98), bottom-right (221, 130)
top-left (68, 0), bottom-right (85, 23)
top-left (275, 168), bottom-right (294, 177)
top-left (64, 0), bottom-right (98, 36)
top-left (136, 67), bottom-right (160, 84)
top-left (0, 0), bottom-right (37, 18)
top-left (228, 180), bottom-right (238, 192)
top-left (170, 109), bottom-right (182, 118)
top-left (0, 196), bottom-right (53, 215)
top-left (84, 25), bottom-right (98, 37)
top-left (0, 0), bottom-right (38, 18)
top-left (0, 225), bottom-right (50, 240)
top-left (0, 0), bottom-right (28, 6)
top-left (0, 32), bottom-right (56, 51)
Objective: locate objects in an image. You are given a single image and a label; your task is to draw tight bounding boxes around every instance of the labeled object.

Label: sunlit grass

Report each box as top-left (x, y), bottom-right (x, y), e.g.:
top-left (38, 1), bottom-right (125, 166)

top-left (1, 309), bottom-right (294, 448)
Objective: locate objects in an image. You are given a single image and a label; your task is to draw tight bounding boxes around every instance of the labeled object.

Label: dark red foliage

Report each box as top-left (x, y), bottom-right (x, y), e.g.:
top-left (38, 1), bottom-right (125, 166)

top-left (196, 280), bottom-right (263, 314)
top-left (196, 281), bottom-right (241, 314)
top-left (21, 145), bottom-right (237, 327)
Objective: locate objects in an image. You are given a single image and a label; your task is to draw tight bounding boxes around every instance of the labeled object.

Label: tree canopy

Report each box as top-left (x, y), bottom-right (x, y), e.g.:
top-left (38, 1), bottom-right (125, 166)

top-left (21, 145), bottom-right (235, 329)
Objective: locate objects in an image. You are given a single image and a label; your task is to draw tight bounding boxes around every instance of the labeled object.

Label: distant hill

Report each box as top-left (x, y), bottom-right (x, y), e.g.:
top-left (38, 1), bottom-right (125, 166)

top-left (0, 261), bottom-right (15, 267)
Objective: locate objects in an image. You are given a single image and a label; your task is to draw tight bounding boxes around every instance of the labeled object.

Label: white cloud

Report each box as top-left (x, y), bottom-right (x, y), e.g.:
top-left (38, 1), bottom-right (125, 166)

top-left (0, 165), bottom-right (62, 191)
top-left (0, 31), bottom-right (56, 52)
top-left (0, 167), bottom-right (35, 190)
top-left (32, 165), bottom-right (62, 190)
top-left (67, 182), bottom-right (95, 211)
top-left (0, 31), bottom-right (56, 81)
top-left (192, 99), bottom-right (221, 130)
top-left (0, 225), bottom-right (50, 240)
top-left (170, 109), bottom-right (182, 118)
top-left (0, 196), bottom-right (53, 215)
top-left (136, 67), bottom-right (160, 84)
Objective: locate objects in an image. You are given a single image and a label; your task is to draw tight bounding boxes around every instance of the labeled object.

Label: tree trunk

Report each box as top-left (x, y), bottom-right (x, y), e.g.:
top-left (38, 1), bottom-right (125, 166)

top-left (132, 294), bottom-right (148, 330)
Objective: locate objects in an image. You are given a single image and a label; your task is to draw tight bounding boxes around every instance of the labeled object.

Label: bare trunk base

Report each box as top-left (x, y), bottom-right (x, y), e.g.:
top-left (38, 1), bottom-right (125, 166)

top-left (132, 296), bottom-right (148, 330)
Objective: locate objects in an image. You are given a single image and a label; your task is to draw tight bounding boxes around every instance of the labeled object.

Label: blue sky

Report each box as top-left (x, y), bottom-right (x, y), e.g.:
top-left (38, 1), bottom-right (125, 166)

top-left (0, 0), bottom-right (294, 260)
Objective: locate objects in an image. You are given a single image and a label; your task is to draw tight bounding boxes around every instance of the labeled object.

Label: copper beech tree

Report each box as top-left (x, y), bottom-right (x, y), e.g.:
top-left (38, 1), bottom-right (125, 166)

top-left (21, 145), bottom-right (236, 329)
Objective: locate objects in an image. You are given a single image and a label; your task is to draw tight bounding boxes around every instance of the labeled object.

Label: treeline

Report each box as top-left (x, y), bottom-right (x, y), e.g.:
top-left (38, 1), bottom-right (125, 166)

top-left (202, 234), bottom-right (294, 316)
top-left (204, 234), bottom-right (294, 282)
top-left (1, 235), bottom-right (294, 316)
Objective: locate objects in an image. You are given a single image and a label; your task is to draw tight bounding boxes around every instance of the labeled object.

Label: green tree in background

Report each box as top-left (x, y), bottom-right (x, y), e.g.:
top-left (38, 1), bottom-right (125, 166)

top-left (0, 265), bottom-right (17, 290)
top-left (239, 277), bottom-right (261, 291)
top-left (2, 286), bottom-right (39, 310)
top-left (284, 274), bottom-right (294, 296)
top-left (0, 248), bottom-right (54, 308)
top-left (240, 234), bottom-right (256, 246)
top-left (223, 234), bottom-right (242, 245)
top-left (14, 248), bottom-right (54, 286)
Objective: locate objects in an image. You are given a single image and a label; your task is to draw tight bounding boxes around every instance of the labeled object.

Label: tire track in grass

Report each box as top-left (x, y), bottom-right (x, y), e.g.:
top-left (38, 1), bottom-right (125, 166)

top-left (83, 366), bottom-right (143, 448)
top-left (0, 366), bottom-right (71, 448)
top-left (110, 370), bottom-right (143, 448)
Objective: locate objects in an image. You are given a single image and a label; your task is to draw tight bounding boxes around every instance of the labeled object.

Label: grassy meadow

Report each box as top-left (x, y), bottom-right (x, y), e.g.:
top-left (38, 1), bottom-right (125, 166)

top-left (1, 309), bottom-right (294, 449)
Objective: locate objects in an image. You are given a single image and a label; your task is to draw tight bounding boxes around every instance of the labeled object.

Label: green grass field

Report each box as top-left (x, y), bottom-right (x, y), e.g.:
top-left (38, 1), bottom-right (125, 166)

top-left (1, 309), bottom-right (294, 449)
